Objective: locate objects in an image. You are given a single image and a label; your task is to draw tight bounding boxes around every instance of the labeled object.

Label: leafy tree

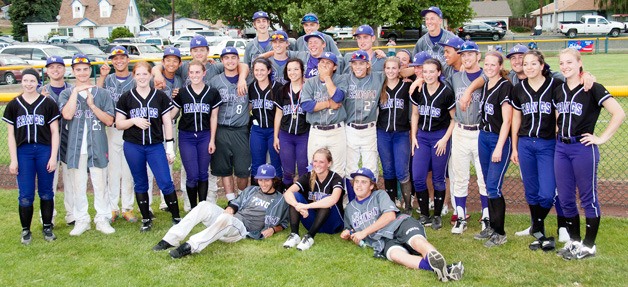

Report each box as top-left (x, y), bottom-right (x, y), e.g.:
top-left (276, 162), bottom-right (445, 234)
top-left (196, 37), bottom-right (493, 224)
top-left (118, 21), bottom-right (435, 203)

top-left (595, 0), bottom-right (628, 14)
top-left (110, 27), bottom-right (134, 42)
top-left (137, 0), bottom-right (172, 21)
top-left (8, 0), bottom-right (61, 39)
top-left (507, 0), bottom-right (543, 17)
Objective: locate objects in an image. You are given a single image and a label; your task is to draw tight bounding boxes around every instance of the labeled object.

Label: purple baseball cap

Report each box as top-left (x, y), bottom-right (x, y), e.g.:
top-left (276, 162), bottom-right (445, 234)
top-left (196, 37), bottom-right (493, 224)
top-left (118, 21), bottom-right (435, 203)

top-left (350, 50), bottom-right (369, 62)
top-left (45, 55), bottom-right (65, 67)
top-left (254, 164), bottom-right (276, 179)
top-left (190, 35), bottom-right (208, 49)
top-left (350, 168), bottom-right (377, 182)
top-left (304, 31), bottom-right (326, 44)
top-left (71, 53), bottom-right (91, 67)
top-left (409, 51), bottom-right (432, 67)
top-left (353, 25), bottom-right (375, 36)
top-left (108, 45), bottom-right (128, 59)
top-left (252, 11), bottom-right (269, 21)
top-left (438, 36), bottom-right (465, 50)
top-left (220, 46), bottom-right (239, 57)
top-left (458, 40), bottom-right (480, 54)
top-left (319, 52), bottom-right (338, 65)
top-left (163, 46), bottom-right (181, 59)
top-left (506, 44), bottom-right (529, 58)
top-left (421, 6), bottom-right (443, 18)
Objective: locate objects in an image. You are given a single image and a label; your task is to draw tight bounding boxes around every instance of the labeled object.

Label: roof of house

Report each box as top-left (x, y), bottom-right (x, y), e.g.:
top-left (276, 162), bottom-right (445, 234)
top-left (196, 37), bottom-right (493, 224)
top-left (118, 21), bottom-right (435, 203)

top-left (530, 0), bottom-right (597, 16)
top-left (148, 17), bottom-right (226, 30)
top-left (58, 0), bottom-right (133, 27)
top-left (470, 1), bottom-right (513, 18)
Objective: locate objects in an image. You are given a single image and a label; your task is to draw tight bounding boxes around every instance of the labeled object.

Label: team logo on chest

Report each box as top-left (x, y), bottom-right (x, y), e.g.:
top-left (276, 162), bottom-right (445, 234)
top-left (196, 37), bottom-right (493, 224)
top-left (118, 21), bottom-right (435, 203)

top-left (348, 85), bottom-right (376, 100)
top-left (350, 207), bottom-right (381, 228)
top-left (484, 103), bottom-right (494, 115)
top-left (130, 107), bottom-right (159, 119)
top-left (419, 105), bottom-right (441, 117)
top-left (381, 98), bottom-right (404, 109)
top-left (555, 102), bottom-right (583, 116)
top-left (183, 103), bottom-right (210, 114)
top-left (521, 101), bottom-right (552, 115)
top-left (16, 114), bottom-right (45, 128)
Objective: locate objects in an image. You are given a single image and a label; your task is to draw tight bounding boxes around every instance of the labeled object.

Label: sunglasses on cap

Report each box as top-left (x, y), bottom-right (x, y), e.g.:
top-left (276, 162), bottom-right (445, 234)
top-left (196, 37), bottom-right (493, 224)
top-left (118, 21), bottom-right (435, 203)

top-left (302, 15), bottom-right (318, 23)
top-left (110, 48), bottom-right (126, 56)
top-left (72, 57), bottom-right (89, 64)
top-left (271, 34), bottom-right (287, 41)
top-left (351, 53), bottom-right (368, 61)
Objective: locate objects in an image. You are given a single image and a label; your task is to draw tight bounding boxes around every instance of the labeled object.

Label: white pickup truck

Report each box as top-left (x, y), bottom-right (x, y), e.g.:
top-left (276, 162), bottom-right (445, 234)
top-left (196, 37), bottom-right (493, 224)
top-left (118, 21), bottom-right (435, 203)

top-left (559, 15), bottom-right (625, 38)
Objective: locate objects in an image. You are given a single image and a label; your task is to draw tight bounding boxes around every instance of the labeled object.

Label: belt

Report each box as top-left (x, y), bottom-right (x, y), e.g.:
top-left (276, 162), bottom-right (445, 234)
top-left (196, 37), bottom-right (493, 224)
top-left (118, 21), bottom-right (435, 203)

top-left (313, 123), bottom-right (342, 131)
top-left (348, 122), bottom-right (375, 130)
top-left (558, 135), bottom-right (584, 144)
top-left (456, 123), bottom-right (479, 131)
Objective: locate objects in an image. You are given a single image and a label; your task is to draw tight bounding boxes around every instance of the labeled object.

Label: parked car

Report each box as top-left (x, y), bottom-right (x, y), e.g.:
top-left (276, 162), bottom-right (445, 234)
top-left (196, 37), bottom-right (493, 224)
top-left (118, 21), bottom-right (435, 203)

top-left (0, 43), bottom-right (10, 48)
top-left (54, 43), bottom-right (107, 75)
top-left (457, 22), bottom-right (506, 41)
top-left (0, 44), bottom-right (73, 77)
top-left (0, 54), bottom-right (32, 85)
top-left (144, 37), bottom-right (171, 50)
top-left (105, 43), bottom-right (163, 66)
top-left (380, 25), bottom-right (427, 41)
top-left (79, 37), bottom-right (110, 52)
top-left (0, 36), bottom-right (19, 45)
top-left (171, 34), bottom-right (196, 45)
top-left (47, 36), bottom-right (77, 44)
top-left (559, 15), bottom-right (624, 38)
top-left (479, 20), bottom-right (508, 30)
top-left (112, 37), bottom-right (142, 43)
top-left (324, 27), bottom-right (354, 40)
top-left (209, 38), bottom-right (248, 61)
top-left (173, 42), bottom-right (191, 56)
top-left (194, 29), bottom-right (230, 43)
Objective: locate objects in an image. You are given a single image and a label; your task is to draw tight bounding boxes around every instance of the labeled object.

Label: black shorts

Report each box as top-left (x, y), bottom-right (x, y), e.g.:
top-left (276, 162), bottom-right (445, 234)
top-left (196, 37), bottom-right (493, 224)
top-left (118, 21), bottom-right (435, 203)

top-left (382, 217), bottom-right (427, 260)
top-left (211, 125), bottom-right (251, 178)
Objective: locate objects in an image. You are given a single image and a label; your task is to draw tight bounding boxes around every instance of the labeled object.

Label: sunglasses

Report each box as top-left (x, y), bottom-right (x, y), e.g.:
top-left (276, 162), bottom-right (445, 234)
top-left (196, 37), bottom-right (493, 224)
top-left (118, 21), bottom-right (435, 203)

top-left (302, 15), bottom-right (318, 23)
top-left (352, 53), bottom-right (368, 61)
top-left (111, 48), bottom-right (127, 56)
top-left (271, 34), bottom-right (287, 41)
top-left (72, 57), bottom-right (89, 64)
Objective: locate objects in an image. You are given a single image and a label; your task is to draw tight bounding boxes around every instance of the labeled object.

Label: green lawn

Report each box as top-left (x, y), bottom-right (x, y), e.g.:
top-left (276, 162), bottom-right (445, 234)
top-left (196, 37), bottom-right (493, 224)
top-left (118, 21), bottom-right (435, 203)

top-left (0, 190), bottom-right (626, 286)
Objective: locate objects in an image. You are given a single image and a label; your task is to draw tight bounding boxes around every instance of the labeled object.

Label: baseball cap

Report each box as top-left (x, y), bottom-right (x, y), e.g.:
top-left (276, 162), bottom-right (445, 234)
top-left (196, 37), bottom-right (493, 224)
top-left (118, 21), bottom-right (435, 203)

top-left (458, 41), bottom-right (480, 54)
top-left (254, 164), bottom-right (276, 179)
top-left (190, 35), bottom-right (208, 49)
top-left (353, 25), bottom-right (375, 36)
top-left (409, 51), bottom-right (432, 67)
top-left (350, 168), bottom-right (377, 182)
top-left (45, 56), bottom-right (65, 68)
top-left (350, 50), bottom-right (369, 62)
top-left (301, 13), bottom-right (319, 24)
top-left (271, 30), bottom-right (289, 41)
top-left (163, 46), bottom-right (181, 59)
top-left (438, 36), bottom-right (465, 50)
top-left (319, 52), bottom-right (337, 65)
top-left (304, 31), bottom-right (326, 44)
top-left (506, 44), bottom-right (529, 58)
top-left (421, 6), bottom-right (443, 18)
top-left (108, 45), bottom-right (128, 59)
top-left (71, 53), bottom-right (91, 67)
top-left (220, 46), bottom-right (239, 58)
top-left (252, 11), bottom-right (269, 20)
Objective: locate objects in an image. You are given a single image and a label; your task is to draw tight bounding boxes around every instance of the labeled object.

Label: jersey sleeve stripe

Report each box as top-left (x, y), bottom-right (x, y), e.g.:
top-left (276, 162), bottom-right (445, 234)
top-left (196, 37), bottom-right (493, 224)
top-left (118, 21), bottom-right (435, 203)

top-left (47, 114), bottom-right (61, 124)
top-left (295, 181), bottom-right (304, 191)
top-left (115, 108), bottom-right (128, 116)
top-left (2, 117), bottom-right (14, 125)
top-left (161, 105), bottom-right (174, 115)
top-left (211, 100), bottom-right (223, 109)
top-left (172, 101), bottom-right (181, 108)
top-left (597, 94), bottom-right (612, 106)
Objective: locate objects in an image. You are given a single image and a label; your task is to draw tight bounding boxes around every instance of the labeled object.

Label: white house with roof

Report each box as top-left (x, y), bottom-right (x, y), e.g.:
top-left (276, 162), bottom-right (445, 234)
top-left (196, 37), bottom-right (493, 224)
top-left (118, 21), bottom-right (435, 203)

top-left (144, 17), bottom-right (227, 38)
top-left (530, 0), bottom-right (599, 31)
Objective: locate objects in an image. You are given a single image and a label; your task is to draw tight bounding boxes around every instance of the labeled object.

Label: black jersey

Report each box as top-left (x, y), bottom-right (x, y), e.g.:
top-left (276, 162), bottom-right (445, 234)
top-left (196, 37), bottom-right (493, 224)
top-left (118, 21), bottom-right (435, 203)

top-left (554, 82), bottom-right (612, 138)
top-left (295, 171), bottom-right (345, 214)
top-left (274, 84), bottom-right (310, 135)
top-left (410, 83), bottom-right (456, 132)
top-left (2, 95), bottom-right (60, 147)
top-left (510, 77), bottom-right (563, 139)
top-left (377, 80), bottom-right (412, 132)
top-left (173, 84), bottom-right (222, 132)
top-left (249, 81), bottom-right (282, 128)
top-left (480, 78), bottom-right (512, 134)
top-left (116, 88), bottom-right (173, 145)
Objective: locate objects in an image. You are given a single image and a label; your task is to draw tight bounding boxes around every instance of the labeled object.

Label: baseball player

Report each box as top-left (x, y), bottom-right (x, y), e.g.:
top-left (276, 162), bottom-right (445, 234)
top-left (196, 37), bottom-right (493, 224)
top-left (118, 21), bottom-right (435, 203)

top-left (342, 167), bottom-right (464, 282)
top-left (294, 13), bottom-right (341, 56)
top-left (438, 36), bottom-right (465, 80)
top-left (4, 69), bottom-right (60, 244)
top-left (170, 60), bottom-right (222, 209)
top-left (282, 148), bottom-right (345, 251)
top-left (261, 30), bottom-right (293, 84)
top-left (412, 7), bottom-right (457, 64)
top-left (296, 31), bottom-right (332, 79)
top-left (554, 48), bottom-right (625, 260)
top-left (210, 47), bottom-right (252, 202)
top-left (342, 25), bottom-right (386, 74)
top-left (474, 52), bottom-right (513, 247)
top-left (59, 54), bottom-right (116, 236)
top-left (244, 11), bottom-right (274, 67)
top-left (114, 61), bottom-right (181, 232)
top-left (273, 58), bottom-right (310, 186)
top-left (152, 164), bottom-right (289, 259)
top-left (410, 59), bottom-right (456, 230)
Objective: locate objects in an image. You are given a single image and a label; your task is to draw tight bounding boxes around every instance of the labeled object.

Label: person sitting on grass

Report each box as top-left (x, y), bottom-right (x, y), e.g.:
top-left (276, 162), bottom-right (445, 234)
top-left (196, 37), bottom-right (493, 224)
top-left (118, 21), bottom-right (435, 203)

top-left (341, 167), bottom-right (464, 282)
top-left (153, 164), bottom-right (289, 259)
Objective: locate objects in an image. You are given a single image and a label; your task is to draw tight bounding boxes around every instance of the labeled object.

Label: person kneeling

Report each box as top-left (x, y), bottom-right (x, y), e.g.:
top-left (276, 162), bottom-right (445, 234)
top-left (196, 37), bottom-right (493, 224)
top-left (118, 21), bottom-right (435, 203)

top-left (341, 168), bottom-right (464, 282)
top-left (152, 164), bottom-right (288, 258)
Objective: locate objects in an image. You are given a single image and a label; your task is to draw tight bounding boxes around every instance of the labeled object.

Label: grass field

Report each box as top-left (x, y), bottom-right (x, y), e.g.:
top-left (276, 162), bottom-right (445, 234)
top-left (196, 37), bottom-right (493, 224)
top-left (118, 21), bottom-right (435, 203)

top-left (0, 190), bottom-right (626, 286)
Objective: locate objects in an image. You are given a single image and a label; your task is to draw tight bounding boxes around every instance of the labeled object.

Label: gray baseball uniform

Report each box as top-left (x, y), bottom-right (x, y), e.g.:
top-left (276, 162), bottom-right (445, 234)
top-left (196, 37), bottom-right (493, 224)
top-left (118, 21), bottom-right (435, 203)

top-left (447, 71), bottom-right (484, 125)
top-left (412, 29), bottom-right (457, 64)
top-left (342, 53), bottom-right (386, 74)
top-left (301, 73), bottom-right (347, 125)
top-left (295, 34), bottom-right (342, 56)
top-left (178, 61), bottom-right (224, 86)
top-left (227, 185), bottom-right (289, 238)
top-left (210, 73), bottom-right (251, 127)
top-left (341, 72), bottom-right (385, 124)
top-left (103, 74), bottom-right (135, 105)
top-left (244, 37), bottom-right (273, 66)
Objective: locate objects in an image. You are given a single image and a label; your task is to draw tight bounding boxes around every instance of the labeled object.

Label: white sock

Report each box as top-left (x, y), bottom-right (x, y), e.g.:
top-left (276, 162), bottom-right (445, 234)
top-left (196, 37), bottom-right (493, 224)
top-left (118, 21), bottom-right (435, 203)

top-left (482, 207), bottom-right (489, 219)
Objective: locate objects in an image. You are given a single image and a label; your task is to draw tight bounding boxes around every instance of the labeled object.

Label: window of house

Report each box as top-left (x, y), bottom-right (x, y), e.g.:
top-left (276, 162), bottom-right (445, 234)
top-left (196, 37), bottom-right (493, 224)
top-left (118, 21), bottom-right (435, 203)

top-left (73, 6), bottom-right (81, 18)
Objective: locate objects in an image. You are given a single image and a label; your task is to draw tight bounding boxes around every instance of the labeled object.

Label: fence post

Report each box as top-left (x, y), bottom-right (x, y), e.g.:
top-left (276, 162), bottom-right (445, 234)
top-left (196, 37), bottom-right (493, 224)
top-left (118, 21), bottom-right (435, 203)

top-left (605, 36), bottom-right (609, 54)
top-left (595, 38), bottom-right (599, 54)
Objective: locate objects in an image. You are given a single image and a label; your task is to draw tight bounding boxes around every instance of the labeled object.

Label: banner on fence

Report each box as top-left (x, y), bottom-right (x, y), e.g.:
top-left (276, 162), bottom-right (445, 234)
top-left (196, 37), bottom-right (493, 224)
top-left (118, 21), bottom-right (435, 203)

top-left (567, 40), bottom-right (595, 52)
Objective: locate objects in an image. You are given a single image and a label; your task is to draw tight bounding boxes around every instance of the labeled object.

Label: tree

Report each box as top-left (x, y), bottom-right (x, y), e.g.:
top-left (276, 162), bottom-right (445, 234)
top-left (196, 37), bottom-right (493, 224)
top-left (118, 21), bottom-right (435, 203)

top-left (594, 0), bottom-right (628, 14)
top-left (110, 27), bottom-right (134, 42)
top-left (507, 0), bottom-right (540, 17)
top-left (8, 0), bottom-right (61, 40)
top-left (136, 0), bottom-right (172, 22)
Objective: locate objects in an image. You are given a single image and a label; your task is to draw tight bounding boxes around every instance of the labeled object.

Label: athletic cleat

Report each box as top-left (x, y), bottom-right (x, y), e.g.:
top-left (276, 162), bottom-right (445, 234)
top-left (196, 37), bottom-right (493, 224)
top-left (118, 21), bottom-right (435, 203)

top-left (427, 250), bottom-right (448, 282)
top-left (558, 227), bottom-right (570, 243)
top-left (557, 241), bottom-right (577, 258)
top-left (575, 245), bottom-right (596, 260)
top-left (474, 227), bottom-right (494, 240)
top-left (541, 237), bottom-right (556, 252)
top-left (66, 221), bottom-right (75, 226)
top-left (283, 233), bottom-right (301, 249)
top-left (42, 225), bottom-right (57, 242)
top-left (170, 242), bottom-right (192, 259)
top-left (110, 211), bottom-right (120, 223)
top-left (122, 211), bottom-right (137, 223)
top-left (172, 218), bottom-right (182, 225)
top-left (529, 239), bottom-right (542, 251)
top-left (419, 215), bottom-right (433, 227)
top-left (451, 219), bottom-right (467, 235)
top-left (96, 221), bottom-right (116, 234)
top-left (431, 216), bottom-right (443, 230)
top-left (484, 233), bottom-right (507, 248)
top-left (515, 226), bottom-right (531, 236)
top-left (480, 217), bottom-right (490, 231)
top-left (21, 230), bottom-right (32, 245)
top-left (561, 241), bottom-right (582, 260)
top-left (296, 234), bottom-right (314, 251)
top-left (140, 219), bottom-right (152, 233)
top-left (69, 222), bottom-right (91, 236)
top-left (450, 214), bottom-right (471, 225)
top-left (153, 240), bottom-right (174, 251)
top-left (446, 261), bottom-right (464, 281)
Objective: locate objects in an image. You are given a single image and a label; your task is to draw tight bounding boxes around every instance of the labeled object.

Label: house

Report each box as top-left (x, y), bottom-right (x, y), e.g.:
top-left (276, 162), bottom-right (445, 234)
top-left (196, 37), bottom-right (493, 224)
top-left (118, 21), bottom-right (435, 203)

top-left (1, 4), bottom-right (10, 20)
top-left (469, 0), bottom-right (512, 29)
top-left (144, 17), bottom-right (228, 38)
top-left (530, 0), bottom-right (598, 31)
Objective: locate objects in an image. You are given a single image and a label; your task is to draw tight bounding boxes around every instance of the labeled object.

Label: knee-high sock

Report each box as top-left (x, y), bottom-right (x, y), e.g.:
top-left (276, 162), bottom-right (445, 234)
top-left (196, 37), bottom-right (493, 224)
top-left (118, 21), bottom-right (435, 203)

top-left (40, 199), bottom-right (54, 226)
top-left (417, 190), bottom-right (429, 217)
top-left (566, 215), bottom-right (581, 242)
top-left (186, 185), bottom-right (198, 209)
top-left (490, 197), bottom-right (506, 235)
top-left (289, 206), bottom-right (301, 235)
top-left (433, 190), bottom-right (446, 217)
top-left (197, 180), bottom-right (208, 203)
top-left (583, 217), bottom-right (600, 248)
top-left (164, 192), bottom-right (180, 219)
top-left (400, 180), bottom-right (413, 213)
top-left (136, 193), bottom-right (151, 220)
top-left (384, 179), bottom-right (397, 201)
top-left (455, 196), bottom-right (467, 220)
top-left (345, 178), bottom-right (355, 202)
top-left (480, 195), bottom-right (489, 219)
top-left (307, 208), bottom-right (330, 238)
top-left (19, 206), bottom-right (34, 230)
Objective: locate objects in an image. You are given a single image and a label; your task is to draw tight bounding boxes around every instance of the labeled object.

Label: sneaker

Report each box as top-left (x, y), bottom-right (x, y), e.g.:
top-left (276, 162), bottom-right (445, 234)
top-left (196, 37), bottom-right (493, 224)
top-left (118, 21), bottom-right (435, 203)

top-left (480, 217), bottom-right (490, 231)
top-left (42, 226), bottom-right (56, 242)
top-left (446, 261), bottom-right (464, 281)
top-left (529, 239), bottom-right (542, 251)
top-left (451, 219), bottom-right (467, 234)
top-left (283, 233), bottom-right (301, 249)
top-left (432, 216), bottom-right (443, 230)
top-left (21, 230), bottom-right (32, 245)
top-left (557, 240), bottom-right (577, 258)
top-left (515, 226), bottom-right (531, 236)
top-left (172, 218), bottom-right (182, 225)
top-left (561, 241), bottom-right (582, 260)
top-left (170, 242), bottom-right (192, 259)
top-left (96, 221), bottom-right (116, 234)
top-left (450, 214), bottom-right (471, 225)
top-left (296, 235), bottom-right (314, 251)
top-left (419, 215), bottom-right (433, 227)
top-left (69, 222), bottom-right (90, 236)
top-left (122, 211), bottom-right (138, 223)
top-left (558, 227), bottom-right (569, 243)
top-left (140, 219), bottom-right (152, 233)
top-left (541, 237), bottom-right (556, 252)
top-left (484, 233), bottom-right (507, 248)
top-left (441, 204), bottom-right (449, 216)
top-left (427, 250), bottom-right (448, 282)
top-left (66, 221), bottom-right (75, 226)
top-left (153, 240), bottom-right (174, 251)
top-left (110, 211), bottom-right (120, 223)
top-left (474, 226), bottom-right (494, 240)
top-left (575, 244), bottom-right (596, 260)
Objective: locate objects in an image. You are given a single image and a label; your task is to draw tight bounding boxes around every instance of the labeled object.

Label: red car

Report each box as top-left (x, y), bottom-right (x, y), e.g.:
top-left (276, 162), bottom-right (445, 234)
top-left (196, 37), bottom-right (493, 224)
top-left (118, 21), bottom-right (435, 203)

top-left (0, 54), bottom-right (31, 85)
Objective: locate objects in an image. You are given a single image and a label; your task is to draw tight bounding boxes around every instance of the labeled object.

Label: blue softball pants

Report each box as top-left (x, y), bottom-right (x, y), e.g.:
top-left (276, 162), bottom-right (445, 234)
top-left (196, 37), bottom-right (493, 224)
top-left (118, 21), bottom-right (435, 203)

top-left (123, 142), bottom-right (175, 195)
top-left (517, 137), bottom-right (556, 209)
top-left (17, 144), bottom-right (54, 206)
top-left (478, 131), bottom-right (511, 199)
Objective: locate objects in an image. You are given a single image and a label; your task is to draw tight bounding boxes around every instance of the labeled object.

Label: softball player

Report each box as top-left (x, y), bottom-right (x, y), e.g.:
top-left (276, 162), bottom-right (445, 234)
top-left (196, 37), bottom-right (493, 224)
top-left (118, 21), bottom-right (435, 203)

top-left (396, 49), bottom-right (412, 69)
top-left (4, 69), bottom-right (60, 244)
top-left (474, 52), bottom-right (513, 247)
top-left (377, 57), bottom-right (412, 211)
top-left (283, 148), bottom-right (345, 251)
top-left (244, 11), bottom-right (274, 66)
top-left (210, 47), bottom-right (252, 201)
top-left (510, 50), bottom-right (563, 251)
top-left (294, 13), bottom-right (341, 56)
top-left (342, 168), bottom-right (464, 282)
top-left (412, 7), bottom-right (457, 64)
top-left (170, 60), bottom-right (222, 209)
top-left (554, 48), bottom-right (625, 260)
top-left (152, 164), bottom-right (289, 259)
top-left (342, 25), bottom-right (386, 74)
top-left (115, 61), bottom-right (181, 232)
top-left (410, 59), bottom-right (456, 230)
top-left (59, 54), bottom-right (116, 236)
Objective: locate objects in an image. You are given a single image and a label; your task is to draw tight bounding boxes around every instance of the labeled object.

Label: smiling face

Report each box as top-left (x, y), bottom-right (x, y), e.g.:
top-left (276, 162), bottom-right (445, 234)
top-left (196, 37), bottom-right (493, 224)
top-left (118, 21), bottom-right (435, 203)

top-left (460, 51), bottom-right (480, 70)
top-left (286, 61), bottom-right (302, 83)
top-left (396, 52), bottom-right (410, 69)
top-left (21, 74), bottom-right (38, 94)
top-left (271, 39), bottom-right (289, 55)
top-left (133, 65), bottom-right (152, 89)
top-left (483, 54), bottom-right (502, 79)
top-left (424, 12), bottom-right (443, 35)
top-left (509, 54), bottom-right (524, 74)
top-left (443, 46), bottom-right (459, 67)
top-left (72, 63), bottom-right (92, 84)
top-left (163, 55), bottom-right (181, 74)
top-left (258, 178), bottom-right (274, 193)
top-left (187, 63), bottom-right (206, 86)
top-left (318, 58), bottom-right (336, 72)
top-left (253, 61), bottom-right (271, 83)
top-left (307, 37), bottom-right (325, 57)
top-left (523, 53), bottom-right (543, 80)
top-left (422, 63), bottom-right (441, 85)
top-left (221, 54), bottom-right (239, 72)
top-left (352, 175), bottom-right (374, 200)
top-left (311, 152), bottom-right (332, 175)
top-left (46, 63), bottom-right (65, 81)
top-left (355, 34), bottom-right (375, 51)
top-left (191, 46), bottom-right (209, 62)
top-left (559, 51), bottom-right (582, 80)
top-left (351, 61), bottom-right (370, 78)
top-left (253, 18), bottom-right (269, 33)
top-left (413, 65), bottom-right (423, 78)
top-left (111, 54), bottom-right (129, 73)
top-left (384, 60), bottom-right (400, 80)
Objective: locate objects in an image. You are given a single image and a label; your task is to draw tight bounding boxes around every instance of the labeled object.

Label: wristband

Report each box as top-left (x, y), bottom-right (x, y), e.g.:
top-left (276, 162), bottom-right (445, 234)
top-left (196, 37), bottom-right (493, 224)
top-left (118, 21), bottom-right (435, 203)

top-left (166, 141), bottom-right (175, 157)
top-left (165, 138), bottom-right (174, 142)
